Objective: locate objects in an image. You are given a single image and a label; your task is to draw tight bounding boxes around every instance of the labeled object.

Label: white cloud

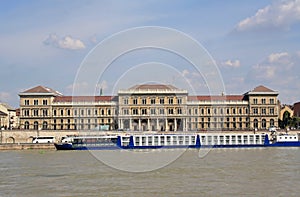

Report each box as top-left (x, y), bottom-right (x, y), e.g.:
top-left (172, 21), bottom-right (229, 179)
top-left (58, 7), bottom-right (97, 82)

top-left (268, 52), bottom-right (289, 63)
top-left (44, 34), bottom-right (86, 50)
top-left (236, 0), bottom-right (300, 31)
top-left (221, 59), bottom-right (241, 68)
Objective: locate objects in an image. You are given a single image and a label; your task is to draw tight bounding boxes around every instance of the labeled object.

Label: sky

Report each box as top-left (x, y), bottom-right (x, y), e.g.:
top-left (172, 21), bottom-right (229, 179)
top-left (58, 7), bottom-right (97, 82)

top-left (1, 0), bottom-right (300, 107)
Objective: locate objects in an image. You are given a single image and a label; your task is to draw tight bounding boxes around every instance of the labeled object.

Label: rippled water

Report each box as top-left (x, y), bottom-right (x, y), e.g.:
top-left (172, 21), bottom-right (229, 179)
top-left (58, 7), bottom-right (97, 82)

top-left (0, 148), bottom-right (299, 196)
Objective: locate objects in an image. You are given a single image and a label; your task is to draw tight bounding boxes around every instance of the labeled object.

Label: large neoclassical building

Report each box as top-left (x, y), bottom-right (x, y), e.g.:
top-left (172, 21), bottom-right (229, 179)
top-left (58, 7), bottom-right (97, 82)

top-left (18, 84), bottom-right (279, 131)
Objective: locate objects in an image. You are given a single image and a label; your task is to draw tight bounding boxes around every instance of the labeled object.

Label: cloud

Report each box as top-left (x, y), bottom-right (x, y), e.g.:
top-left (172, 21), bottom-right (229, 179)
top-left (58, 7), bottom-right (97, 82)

top-left (236, 0), bottom-right (300, 32)
top-left (221, 59), bottom-right (241, 68)
top-left (44, 34), bottom-right (86, 50)
top-left (268, 52), bottom-right (290, 64)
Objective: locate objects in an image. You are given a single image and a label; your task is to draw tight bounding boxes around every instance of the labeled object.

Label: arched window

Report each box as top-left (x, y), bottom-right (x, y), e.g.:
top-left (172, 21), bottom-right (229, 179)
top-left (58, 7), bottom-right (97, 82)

top-left (262, 119), bottom-right (266, 129)
top-left (254, 119), bottom-right (258, 129)
top-left (43, 121), bottom-right (48, 130)
top-left (270, 119), bottom-right (275, 127)
top-left (24, 121), bottom-right (30, 130)
top-left (34, 121), bottom-right (39, 130)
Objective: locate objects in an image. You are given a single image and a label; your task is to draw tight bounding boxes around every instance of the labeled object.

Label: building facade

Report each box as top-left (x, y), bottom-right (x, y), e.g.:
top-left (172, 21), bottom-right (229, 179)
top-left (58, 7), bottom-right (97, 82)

top-left (0, 103), bottom-right (18, 129)
top-left (18, 84), bottom-right (280, 131)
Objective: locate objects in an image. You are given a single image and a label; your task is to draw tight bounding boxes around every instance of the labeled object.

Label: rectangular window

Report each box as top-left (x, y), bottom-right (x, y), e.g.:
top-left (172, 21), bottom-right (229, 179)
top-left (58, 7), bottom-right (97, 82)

top-left (194, 108), bottom-right (198, 115)
top-left (159, 108), bottom-right (164, 115)
top-left (24, 100), bottom-right (30, 105)
top-left (123, 109), bottom-right (129, 115)
top-left (262, 108), bottom-right (266, 114)
top-left (61, 109), bottom-right (64, 116)
top-left (177, 98), bottom-right (182, 104)
top-left (34, 100), bottom-right (38, 105)
top-left (43, 109), bottom-right (48, 116)
top-left (253, 98), bottom-right (258, 104)
top-left (133, 98), bottom-right (138, 105)
top-left (151, 98), bottom-right (156, 104)
top-left (124, 98), bottom-right (128, 105)
top-left (160, 98), bottom-right (164, 104)
top-left (67, 110), bottom-right (71, 116)
top-left (253, 108), bottom-right (258, 114)
top-left (262, 98), bottom-right (266, 104)
top-left (141, 108), bottom-right (147, 115)
top-left (33, 109), bottom-right (39, 116)
top-left (168, 108), bottom-right (174, 114)
top-left (142, 98), bottom-right (147, 105)
top-left (270, 108), bottom-right (274, 114)
top-left (150, 108), bottom-right (156, 115)
top-left (168, 98), bottom-right (173, 104)
top-left (270, 98), bottom-right (275, 104)
top-left (177, 108), bottom-right (182, 114)
top-left (132, 109), bottom-right (138, 115)
top-left (43, 100), bottom-right (47, 105)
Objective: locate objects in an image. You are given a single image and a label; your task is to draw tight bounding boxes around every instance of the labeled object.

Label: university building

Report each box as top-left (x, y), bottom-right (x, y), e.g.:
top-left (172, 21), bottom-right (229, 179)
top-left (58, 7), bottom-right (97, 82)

top-left (18, 84), bottom-right (279, 131)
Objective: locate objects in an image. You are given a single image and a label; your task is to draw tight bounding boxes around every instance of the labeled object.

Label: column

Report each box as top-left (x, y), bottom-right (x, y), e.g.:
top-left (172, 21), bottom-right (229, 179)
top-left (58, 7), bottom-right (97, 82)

top-left (147, 118), bottom-right (150, 131)
top-left (129, 118), bottom-right (132, 131)
top-left (138, 119), bottom-right (141, 131)
top-left (165, 119), bottom-right (168, 131)
top-left (174, 118), bottom-right (177, 131)
top-left (156, 118), bottom-right (159, 131)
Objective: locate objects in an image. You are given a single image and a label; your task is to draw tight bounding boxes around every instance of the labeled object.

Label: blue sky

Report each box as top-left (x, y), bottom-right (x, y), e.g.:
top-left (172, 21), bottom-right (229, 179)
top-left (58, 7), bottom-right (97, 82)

top-left (1, 0), bottom-right (300, 107)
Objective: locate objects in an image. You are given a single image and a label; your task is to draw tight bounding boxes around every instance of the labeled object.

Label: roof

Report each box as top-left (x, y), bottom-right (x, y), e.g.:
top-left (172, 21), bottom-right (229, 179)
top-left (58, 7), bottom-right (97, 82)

top-left (20, 85), bottom-right (62, 96)
top-left (251, 85), bottom-right (275, 92)
top-left (129, 84), bottom-right (179, 90)
top-left (188, 95), bottom-right (245, 101)
top-left (0, 111), bottom-right (7, 116)
top-left (246, 85), bottom-right (278, 95)
top-left (53, 96), bottom-right (116, 103)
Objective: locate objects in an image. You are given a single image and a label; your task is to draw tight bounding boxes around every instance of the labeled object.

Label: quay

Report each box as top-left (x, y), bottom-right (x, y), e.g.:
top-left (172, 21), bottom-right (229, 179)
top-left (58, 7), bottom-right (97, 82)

top-left (0, 143), bottom-right (55, 150)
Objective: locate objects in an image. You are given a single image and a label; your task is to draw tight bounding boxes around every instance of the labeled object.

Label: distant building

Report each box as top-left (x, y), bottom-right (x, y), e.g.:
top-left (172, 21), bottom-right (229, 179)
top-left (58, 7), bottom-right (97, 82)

top-left (0, 103), bottom-right (18, 129)
top-left (294, 102), bottom-right (300, 117)
top-left (18, 84), bottom-right (280, 131)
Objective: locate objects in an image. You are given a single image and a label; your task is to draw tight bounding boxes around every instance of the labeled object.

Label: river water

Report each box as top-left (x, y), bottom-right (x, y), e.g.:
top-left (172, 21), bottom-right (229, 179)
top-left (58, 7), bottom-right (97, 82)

top-left (0, 148), bottom-right (299, 197)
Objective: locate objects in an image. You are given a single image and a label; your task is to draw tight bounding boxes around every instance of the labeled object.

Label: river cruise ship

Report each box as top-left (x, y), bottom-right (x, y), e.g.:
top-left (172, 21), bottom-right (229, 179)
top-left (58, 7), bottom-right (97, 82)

top-left (54, 132), bottom-right (300, 150)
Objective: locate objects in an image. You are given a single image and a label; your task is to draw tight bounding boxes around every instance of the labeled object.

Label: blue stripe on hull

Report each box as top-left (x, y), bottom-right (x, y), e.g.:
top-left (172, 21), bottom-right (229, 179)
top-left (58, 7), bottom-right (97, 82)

top-left (267, 142), bottom-right (300, 147)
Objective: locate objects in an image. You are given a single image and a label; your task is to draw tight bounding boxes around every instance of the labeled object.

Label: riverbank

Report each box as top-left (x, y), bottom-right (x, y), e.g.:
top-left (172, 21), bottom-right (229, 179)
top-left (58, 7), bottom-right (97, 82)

top-left (0, 143), bottom-right (55, 150)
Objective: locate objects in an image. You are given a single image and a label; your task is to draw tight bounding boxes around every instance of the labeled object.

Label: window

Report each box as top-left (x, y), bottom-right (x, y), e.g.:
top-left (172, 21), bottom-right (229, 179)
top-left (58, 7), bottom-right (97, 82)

top-left (232, 108), bottom-right (236, 114)
top-left (132, 108), bottom-right (138, 115)
top-left (168, 98), bottom-right (173, 104)
top-left (159, 108), bottom-right (164, 115)
top-left (88, 109), bottom-right (91, 116)
top-left (133, 98), bottom-right (138, 105)
top-left (177, 98), bottom-right (182, 104)
top-left (207, 108), bottom-right (211, 114)
top-left (270, 98), bottom-right (275, 104)
top-left (142, 98), bottom-right (147, 105)
top-left (108, 109), bottom-right (111, 115)
top-left (262, 108), bottom-right (266, 114)
top-left (262, 98), bottom-right (266, 104)
top-left (254, 119), bottom-right (258, 129)
top-left (74, 110), bottom-right (77, 116)
top-left (33, 109), bottom-right (39, 116)
top-left (239, 108), bottom-right (242, 114)
top-left (150, 108), bottom-right (156, 115)
top-left (24, 100), bottom-right (30, 105)
top-left (124, 98), bottom-right (128, 105)
top-left (227, 108), bottom-right (230, 114)
top-left (24, 110), bottom-right (30, 116)
top-left (34, 100), bottom-right (38, 105)
top-left (201, 108), bottom-right (204, 114)
top-left (194, 108), bottom-right (198, 115)
top-left (43, 100), bottom-right (48, 105)
top-left (253, 98), bottom-right (258, 104)
top-left (24, 121), bottom-right (29, 129)
top-left (160, 98), bottom-right (164, 104)
top-left (43, 121), bottom-right (48, 130)
top-left (270, 108), bottom-right (274, 114)
top-left (43, 109), bottom-right (48, 116)
top-left (81, 109), bottom-right (84, 116)
top-left (270, 119), bottom-right (274, 127)
top-left (151, 98), bottom-right (156, 105)
top-left (213, 108), bottom-right (217, 114)
top-left (177, 108), bottom-right (182, 114)
top-left (53, 110), bottom-right (57, 116)
top-left (253, 108), bottom-right (258, 114)
top-left (262, 119), bottom-right (266, 129)
top-left (141, 108), bottom-right (147, 115)
top-left (34, 121), bottom-right (38, 130)
top-left (94, 109), bottom-right (98, 115)
top-left (168, 108), bottom-right (174, 114)
top-left (67, 109), bottom-right (71, 116)
top-left (60, 109), bottom-right (64, 116)
top-left (123, 109), bottom-right (129, 115)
